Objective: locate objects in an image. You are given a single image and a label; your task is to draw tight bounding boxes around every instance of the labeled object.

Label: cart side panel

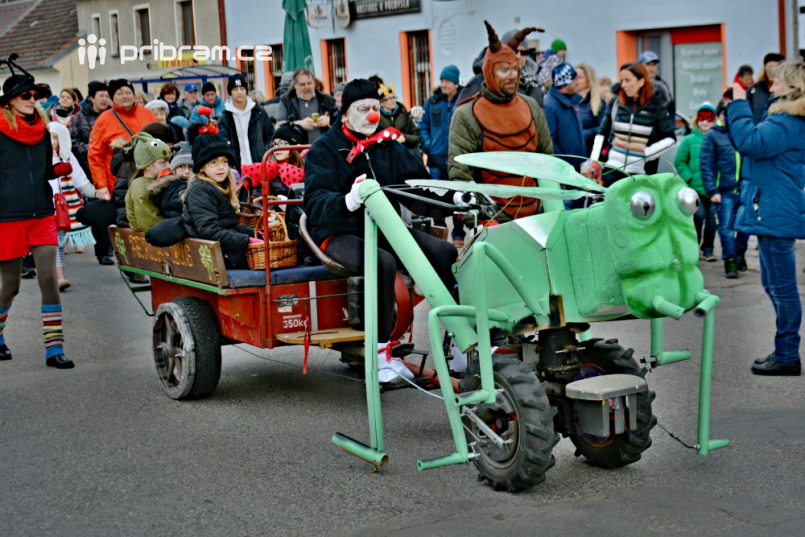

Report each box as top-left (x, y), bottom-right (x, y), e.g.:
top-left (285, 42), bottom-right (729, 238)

top-left (151, 279), bottom-right (266, 348)
top-left (268, 279), bottom-right (351, 340)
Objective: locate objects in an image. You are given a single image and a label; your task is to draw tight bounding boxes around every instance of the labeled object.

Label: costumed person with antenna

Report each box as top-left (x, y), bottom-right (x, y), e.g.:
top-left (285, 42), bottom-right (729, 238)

top-left (448, 22), bottom-right (554, 221)
top-left (0, 55), bottom-right (74, 368)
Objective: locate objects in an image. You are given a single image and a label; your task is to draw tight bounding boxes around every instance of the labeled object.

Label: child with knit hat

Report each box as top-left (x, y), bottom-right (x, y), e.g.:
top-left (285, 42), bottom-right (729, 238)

top-left (147, 141), bottom-right (193, 220)
top-left (182, 134), bottom-right (254, 269)
top-left (124, 133), bottom-right (172, 232)
top-left (537, 38), bottom-right (568, 87)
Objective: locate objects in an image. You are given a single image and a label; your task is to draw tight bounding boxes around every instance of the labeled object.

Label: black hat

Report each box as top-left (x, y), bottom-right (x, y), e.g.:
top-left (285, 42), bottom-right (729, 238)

top-left (88, 81), bottom-right (109, 98)
top-left (273, 122), bottom-right (308, 146)
top-left (0, 54), bottom-right (38, 106)
top-left (763, 53), bottom-right (785, 65)
top-left (340, 79), bottom-right (379, 114)
top-left (108, 79), bottom-right (134, 99)
top-left (201, 82), bottom-right (217, 95)
top-left (227, 74), bottom-right (248, 94)
top-left (192, 134), bottom-right (235, 173)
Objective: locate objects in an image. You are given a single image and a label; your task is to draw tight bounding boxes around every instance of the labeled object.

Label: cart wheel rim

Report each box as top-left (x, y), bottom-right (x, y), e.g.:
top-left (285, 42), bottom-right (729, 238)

top-left (153, 302), bottom-right (196, 398)
top-left (574, 364), bottom-right (616, 447)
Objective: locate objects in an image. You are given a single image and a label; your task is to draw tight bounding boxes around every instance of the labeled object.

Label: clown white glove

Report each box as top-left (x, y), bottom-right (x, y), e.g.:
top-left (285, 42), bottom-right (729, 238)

top-left (345, 174), bottom-right (367, 212)
top-left (453, 191), bottom-right (476, 207)
top-left (276, 194), bottom-right (288, 212)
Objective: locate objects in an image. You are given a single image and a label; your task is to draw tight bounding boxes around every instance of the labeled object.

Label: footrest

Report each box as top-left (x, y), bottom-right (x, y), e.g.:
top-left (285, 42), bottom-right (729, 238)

top-left (565, 374), bottom-right (647, 437)
top-left (332, 433), bottom-right (388, 469)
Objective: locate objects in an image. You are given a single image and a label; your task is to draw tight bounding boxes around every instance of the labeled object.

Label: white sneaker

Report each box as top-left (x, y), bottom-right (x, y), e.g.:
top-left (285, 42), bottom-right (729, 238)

top-left (449, 338), bottom-right (467, 374)
top-left (377, 342), bottom-right (414, 384)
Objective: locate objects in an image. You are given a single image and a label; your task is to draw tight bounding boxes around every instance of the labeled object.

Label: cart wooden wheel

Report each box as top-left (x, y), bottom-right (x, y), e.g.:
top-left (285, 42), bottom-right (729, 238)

top-left (152, 297), bottom-right (221, 400)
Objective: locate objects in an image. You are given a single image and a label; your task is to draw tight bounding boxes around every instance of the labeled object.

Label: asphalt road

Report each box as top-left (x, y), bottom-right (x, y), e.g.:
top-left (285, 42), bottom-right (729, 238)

top-left (1, 237), bottom-right (804, 536)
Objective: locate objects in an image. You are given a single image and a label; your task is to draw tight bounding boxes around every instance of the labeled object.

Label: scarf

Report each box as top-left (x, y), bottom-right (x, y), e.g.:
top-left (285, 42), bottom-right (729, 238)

top-left (341, 123), bottom-right (403, 163)
top-left (380, 104), bottom-right (399, 117)
top-left (0, 112), bottom-right (46, 145)
top-left (520, 57), bottom-right (540, 88)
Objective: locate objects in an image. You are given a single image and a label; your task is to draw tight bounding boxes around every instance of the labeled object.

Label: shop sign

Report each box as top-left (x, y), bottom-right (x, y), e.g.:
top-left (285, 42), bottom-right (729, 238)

top-left (352, 0), bottom-right (421, 19)
top-left (157, 52), bottom-right (205, 69)
top-left (335, 0), bottom-right (351, 29)
top-left (673, 42), bottom-right (723, 115)
top-left (307, 3), bottom-right (331, 29)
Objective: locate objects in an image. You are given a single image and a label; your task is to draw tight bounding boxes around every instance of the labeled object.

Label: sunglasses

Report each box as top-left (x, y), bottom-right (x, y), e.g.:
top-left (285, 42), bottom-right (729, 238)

top-left (696, 112), bottom-right (716, 123)
top-left (516, 49), bottom-right (528, 57)
top-left (19, 91), bottom-right (40, 101)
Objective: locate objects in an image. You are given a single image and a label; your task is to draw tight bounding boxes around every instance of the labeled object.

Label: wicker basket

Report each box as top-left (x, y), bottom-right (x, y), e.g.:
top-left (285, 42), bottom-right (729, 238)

top-left (246, 211), bottom-right (297, 270)
top-left (236, 202), bottom-right (263, 229)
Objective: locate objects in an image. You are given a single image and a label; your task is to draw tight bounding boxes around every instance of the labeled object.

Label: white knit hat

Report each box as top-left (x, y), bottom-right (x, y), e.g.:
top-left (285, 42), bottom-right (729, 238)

top-left (145, 98), bottom-right (169, 114)
top-left (170, 141), bottom-right (193, 172)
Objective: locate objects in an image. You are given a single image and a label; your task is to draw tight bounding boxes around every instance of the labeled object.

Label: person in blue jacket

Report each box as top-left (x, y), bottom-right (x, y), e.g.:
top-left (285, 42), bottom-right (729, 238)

top-left (701, 100), bottom-right (742, 278)
top-left (420, 65), bottom-right (465, 245)
top-left (544, 63), bottom-right (585, 171)
top-left (727, 61), bottom-right (805, 376)
top-left (188, 82), bottom-right (225, 126)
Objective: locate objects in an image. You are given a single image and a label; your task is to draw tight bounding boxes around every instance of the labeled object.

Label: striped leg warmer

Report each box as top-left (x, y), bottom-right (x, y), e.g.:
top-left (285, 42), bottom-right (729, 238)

top-left (42, 304), bottom-right (64, 358)
top-left (0, 303), bottom-right (10, 346)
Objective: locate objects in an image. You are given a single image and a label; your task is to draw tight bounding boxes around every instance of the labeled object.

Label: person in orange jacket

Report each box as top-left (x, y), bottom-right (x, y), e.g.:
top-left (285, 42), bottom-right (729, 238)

top-left (87, 79), bottom-right (156, 200)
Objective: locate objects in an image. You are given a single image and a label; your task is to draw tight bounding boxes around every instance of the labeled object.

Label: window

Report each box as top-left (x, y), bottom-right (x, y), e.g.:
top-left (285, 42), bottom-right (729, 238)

top-left (177, 0), bottom-right (195, 47)
top-left (406, 30), bottom-right (432, 108)
top-left (91, 14), bottom-right (101, 39)
top-left (266, 43), bottom-right (283, 98)
top-left (134, 5), bottom-right (151, 52)
top-left (109, 12), bottom-right (120, 57)
top-left (237, 47), bottom-right (256, 91)
top-left (325, 38), bottom-right (347, 92)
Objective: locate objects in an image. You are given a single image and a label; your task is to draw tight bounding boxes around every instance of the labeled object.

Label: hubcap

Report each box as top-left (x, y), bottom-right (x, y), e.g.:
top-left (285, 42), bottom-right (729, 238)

top-left (468, 382), bottom-right (520, 468)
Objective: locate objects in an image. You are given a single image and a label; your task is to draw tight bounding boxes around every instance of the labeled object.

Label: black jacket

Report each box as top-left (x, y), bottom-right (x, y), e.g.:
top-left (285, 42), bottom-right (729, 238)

top-left (0, 118), bottom-right (58, 223)
top-left (69, 101), bottom-right (102, 180)
top-left (147, 173), bottom-right (187, 219)
top-left (303, 118), bottom-right (430, 245)
top-left (218, 103), bottom-right (275, 171)
top-left (378, 103), bottom-right (420, 152)
top-left (280, 89), bottom-right (336, 126)
top-left (110, 148), bottom-right (137, 227)
top-left (182, 178), bottom-right (254, 268)
top-left (597, 95), bottom-right (676, 149)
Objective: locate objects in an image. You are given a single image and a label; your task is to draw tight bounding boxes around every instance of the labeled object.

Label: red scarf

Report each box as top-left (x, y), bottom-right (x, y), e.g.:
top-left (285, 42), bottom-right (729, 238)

top-left (0, 111), bottom-right (45, 145)
top-left (341, 123), bottom-right (403, 163)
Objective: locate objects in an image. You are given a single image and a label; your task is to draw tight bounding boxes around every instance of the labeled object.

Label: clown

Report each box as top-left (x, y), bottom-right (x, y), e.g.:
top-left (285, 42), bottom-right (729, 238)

top-left (448, 22), bottom-right (555, 220)
top-left (303, 79), bottom-right (459, 384)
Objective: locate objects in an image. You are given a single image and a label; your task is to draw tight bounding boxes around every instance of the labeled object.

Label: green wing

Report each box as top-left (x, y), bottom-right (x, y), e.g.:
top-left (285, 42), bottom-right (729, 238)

top-left (405, 180), bottom-right (595, 200)
top-left (454, 152), bottom-right (607, 193)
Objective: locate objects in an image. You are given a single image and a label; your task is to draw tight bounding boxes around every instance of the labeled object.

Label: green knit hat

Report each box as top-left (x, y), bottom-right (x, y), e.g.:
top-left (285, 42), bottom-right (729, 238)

top-left (132, 132), bottom-right (172, 170)
top-left (551, 38), bottom-right (567, 53)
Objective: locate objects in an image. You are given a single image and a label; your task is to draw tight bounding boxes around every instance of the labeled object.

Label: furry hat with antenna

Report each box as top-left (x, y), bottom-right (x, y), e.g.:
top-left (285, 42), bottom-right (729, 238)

top-left (481, 22), bottom-right (543, 95)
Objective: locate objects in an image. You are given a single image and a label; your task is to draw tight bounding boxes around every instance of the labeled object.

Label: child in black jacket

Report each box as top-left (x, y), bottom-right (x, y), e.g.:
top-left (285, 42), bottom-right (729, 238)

top-left (182, 134), bottom-right (254, 269)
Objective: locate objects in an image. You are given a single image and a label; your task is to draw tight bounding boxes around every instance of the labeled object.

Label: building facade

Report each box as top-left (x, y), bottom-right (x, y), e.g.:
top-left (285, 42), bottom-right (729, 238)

top-left (0, 0), bottom-right (89, 97)
top-left (74, 0), bottom-right (225, 94)
top-left (226, 0), bottom-right (797, 116)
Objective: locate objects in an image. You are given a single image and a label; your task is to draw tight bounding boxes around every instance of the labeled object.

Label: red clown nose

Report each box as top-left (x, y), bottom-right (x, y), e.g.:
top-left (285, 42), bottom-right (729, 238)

top-left (367, 111), bottom-right (380, 123)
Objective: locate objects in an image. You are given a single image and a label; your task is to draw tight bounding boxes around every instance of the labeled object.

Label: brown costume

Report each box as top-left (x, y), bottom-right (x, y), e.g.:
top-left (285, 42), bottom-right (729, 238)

top-left (449, 22), bottom-right (553, 219)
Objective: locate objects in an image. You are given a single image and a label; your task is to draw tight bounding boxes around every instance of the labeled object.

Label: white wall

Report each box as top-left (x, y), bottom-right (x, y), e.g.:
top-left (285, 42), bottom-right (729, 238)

top-left (226, 0), bottom-right (789, 97)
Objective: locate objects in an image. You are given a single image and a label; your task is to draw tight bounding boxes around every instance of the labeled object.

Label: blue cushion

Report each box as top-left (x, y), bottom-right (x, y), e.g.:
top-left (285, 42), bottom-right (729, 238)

top-left (227, 265), bottom-right (342, 288)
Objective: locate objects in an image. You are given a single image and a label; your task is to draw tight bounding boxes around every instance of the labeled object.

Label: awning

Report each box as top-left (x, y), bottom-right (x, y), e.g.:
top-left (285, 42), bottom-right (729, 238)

top-left (125, 64), bottom-right (245, 93)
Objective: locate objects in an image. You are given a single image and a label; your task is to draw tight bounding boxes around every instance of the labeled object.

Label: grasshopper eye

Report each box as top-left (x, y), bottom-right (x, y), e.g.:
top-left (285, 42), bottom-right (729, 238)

top-left (677, 187), bottom-right (700, 216)
top-left (630, 190), bottom-right (655, 219)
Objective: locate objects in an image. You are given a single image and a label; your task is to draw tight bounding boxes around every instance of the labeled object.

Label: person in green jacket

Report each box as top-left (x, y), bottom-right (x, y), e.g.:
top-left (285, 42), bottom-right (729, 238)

top-left (125, 132), bottom-right (172, 232)
top-left (674, 102), bottom-right (718, 261)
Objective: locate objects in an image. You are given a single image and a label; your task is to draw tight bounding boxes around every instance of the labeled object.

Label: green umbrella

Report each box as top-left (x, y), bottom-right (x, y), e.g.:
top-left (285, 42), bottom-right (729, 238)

top-left (283, 0), bottom-right (315, 74)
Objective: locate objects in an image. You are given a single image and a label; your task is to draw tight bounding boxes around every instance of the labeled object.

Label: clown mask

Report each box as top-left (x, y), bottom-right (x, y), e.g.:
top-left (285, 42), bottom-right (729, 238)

top-left (346, 98), bottom-right (381, 136)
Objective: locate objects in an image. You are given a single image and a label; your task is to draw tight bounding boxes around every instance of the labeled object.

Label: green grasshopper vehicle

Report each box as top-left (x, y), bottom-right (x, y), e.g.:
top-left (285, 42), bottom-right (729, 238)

top-left (332, 152), bottom-right (728, 492)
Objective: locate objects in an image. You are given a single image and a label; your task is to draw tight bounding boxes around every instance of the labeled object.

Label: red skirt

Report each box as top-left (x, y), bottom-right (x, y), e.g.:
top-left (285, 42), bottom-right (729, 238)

top-left (0, 215), bottom-right (58, 261)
